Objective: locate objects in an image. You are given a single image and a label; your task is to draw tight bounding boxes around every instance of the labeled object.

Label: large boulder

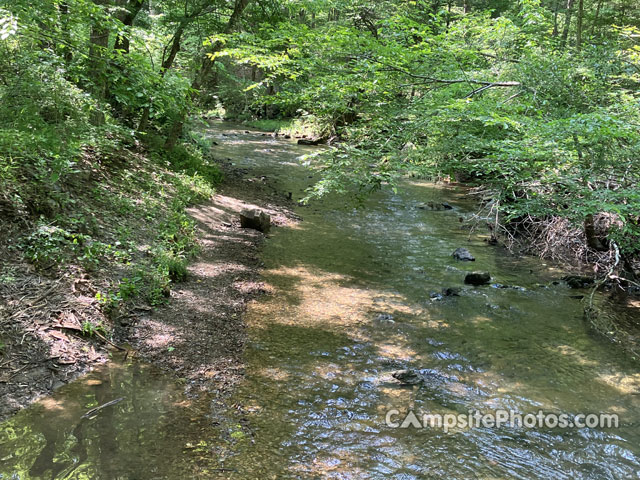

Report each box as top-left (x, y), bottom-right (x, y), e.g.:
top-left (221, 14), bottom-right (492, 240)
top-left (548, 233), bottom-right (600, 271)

top-left (239, 209), bottom-right (271, 233)
top-left (464, 271), bottom-right (491, 286)
top-left (452, 247), bottom-right (475, 261)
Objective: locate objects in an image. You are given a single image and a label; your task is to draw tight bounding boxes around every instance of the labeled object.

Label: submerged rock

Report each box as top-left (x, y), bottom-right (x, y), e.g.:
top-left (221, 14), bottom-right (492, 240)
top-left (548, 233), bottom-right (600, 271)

top-left (464, 271), bottom-right (491, 285)
top-left (491, 284), bottom-right (526, 291)
top-left (452, 247), bottom-right (475, 261)
top-left (391, 368), bottom-right (452, 387)
top-left (391, 369), bottom-right (424, 385)
top-left (239, 209), bottom-right (271, 233)
top-left (432, 287), bottom-right (462, 300)
top-left (417, 201), bottom-right (454, 211)
top-left (442, 287), bottom-right (461, 296)
top-left (562, 275), bottom-right (595, 289)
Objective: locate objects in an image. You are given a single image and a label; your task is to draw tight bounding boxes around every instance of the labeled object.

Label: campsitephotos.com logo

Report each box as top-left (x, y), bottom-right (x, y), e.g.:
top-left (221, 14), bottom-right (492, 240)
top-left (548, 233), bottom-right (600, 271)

top-left (384, 409), bottom-right (619, 433)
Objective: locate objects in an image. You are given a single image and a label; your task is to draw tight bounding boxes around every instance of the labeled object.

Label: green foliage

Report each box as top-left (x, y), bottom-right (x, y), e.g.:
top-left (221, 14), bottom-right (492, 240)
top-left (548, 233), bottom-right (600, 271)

top-left (95, 290), bottom-right (123, 316)
top-left (156, 251), bottom-right (188, 282)
top-left (20, 222), bottom-right (134, 270)
top-left (81, 320), bottom-right (109, 338)
top-left (163, 143), bottom-right (223, 186)
top-left (214, 0), bottom-right (640, 259)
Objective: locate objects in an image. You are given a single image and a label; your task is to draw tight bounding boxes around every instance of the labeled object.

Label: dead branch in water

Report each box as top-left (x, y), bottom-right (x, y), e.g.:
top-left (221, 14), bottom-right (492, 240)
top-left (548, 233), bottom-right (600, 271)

top-left (81, 397), bottom-right (124, 419)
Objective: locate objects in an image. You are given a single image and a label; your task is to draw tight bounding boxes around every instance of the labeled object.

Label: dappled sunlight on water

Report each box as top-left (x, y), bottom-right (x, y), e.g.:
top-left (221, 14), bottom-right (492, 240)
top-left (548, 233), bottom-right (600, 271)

top-left (209, 123), bottom-right (640, 478)
top-left (2, 121), bottom-right (639, 479)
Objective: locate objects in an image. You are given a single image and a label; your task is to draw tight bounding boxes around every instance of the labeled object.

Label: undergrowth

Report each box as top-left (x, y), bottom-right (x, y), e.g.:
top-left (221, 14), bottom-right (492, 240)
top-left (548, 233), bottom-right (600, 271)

top-left (2, 126), bottom-right (220, 326)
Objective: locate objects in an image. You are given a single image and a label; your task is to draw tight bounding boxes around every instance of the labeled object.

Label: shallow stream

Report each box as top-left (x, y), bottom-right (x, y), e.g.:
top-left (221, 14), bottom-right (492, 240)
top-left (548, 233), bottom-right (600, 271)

top-left (2, 122), bottom-right (639, 479)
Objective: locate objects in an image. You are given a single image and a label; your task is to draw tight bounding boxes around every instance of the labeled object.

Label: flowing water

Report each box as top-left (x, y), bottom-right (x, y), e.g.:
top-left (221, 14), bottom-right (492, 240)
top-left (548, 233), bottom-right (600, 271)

top-left (2, 122), bottom-right (640, 479)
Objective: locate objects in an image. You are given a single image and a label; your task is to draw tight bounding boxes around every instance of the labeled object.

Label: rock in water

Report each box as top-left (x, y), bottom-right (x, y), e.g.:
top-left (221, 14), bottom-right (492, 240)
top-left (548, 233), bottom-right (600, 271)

top-left (452, 247), bottom-right (475, 261)
top-left (239, 209), bottom-right (271, 233)
top-left (392, 369), bottom-right (423, 385)
top-left (297, 138), bottom-right (324, 145)
top-left (562, 275), bottom-right (595, 289)
top-left (442, 287), bottom-right (461, 296)
top-left (464, 271), bottom-right (491, 285)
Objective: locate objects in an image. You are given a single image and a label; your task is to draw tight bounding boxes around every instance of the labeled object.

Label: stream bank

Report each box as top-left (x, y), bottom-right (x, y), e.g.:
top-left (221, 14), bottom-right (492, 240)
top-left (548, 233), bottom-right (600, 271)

top-left (126, 155), bottom-right (299, 398)
top-left (0, 131), bottom-right (297, 421)
top-left (2, 121), bottom-right (640, 479)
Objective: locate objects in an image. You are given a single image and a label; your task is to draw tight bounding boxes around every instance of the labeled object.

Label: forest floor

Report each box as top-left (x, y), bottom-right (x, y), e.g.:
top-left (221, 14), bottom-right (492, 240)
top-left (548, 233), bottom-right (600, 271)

top-left (127, 162), bottom-right (298, 399)
top-left (0, 157), bottom-right (297, 421)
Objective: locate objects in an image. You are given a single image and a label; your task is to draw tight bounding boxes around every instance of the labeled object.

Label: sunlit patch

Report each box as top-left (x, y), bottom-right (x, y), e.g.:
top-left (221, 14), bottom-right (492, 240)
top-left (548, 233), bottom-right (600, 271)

top-left (426, 319), bottom-right (450, 329)
top-left (38, 397), bottom-right (64, 412)
top-left (138, 320), bottom-right (179, 349)
top-left (258, 367), bottom-right (291, 381)
top-left (547, 344), bottom-right (599, 367)
top-left (597, 372), bottom-right (640, 395)
top-left (469, 315), bottom-right (493, 326)
top-left (377, 341), bottom-right (417, 362)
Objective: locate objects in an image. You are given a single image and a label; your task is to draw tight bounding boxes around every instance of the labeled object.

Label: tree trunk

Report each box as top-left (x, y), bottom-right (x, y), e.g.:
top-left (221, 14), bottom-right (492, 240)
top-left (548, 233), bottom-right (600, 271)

top-left (114, 0), bottom-right (144, 53)
top-left (584, 214), bottom-right (607, 251)
top-left (161, 24), bottom-right (185, 72)
top-left (575, 0), bottom-right (583, 50)
top-left (560, 0), bottom-right (574, 48)
top-left (164, 0), bottom-right (251, 149)
top-left (138, 23), bottom-right (186, 132)
top-left (590, 0), bottom-right (603, 36)
top-left (89, 0), bottom-right (110, 124)
top-left (59, 2), bottom-right (73, 63)
top-left (552, 0), bottom-right (560, 37)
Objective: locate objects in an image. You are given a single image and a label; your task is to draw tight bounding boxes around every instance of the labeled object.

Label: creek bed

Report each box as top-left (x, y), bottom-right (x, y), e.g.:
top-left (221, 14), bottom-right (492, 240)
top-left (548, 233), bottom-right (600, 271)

top-left (2, 122), bottom-right (639, 479)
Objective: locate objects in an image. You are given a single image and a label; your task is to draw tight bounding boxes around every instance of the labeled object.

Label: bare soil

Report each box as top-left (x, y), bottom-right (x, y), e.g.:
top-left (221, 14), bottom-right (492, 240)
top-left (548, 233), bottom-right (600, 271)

top-left (0, 163), bottom-right (297, 420)
top-left (125, 165), bottom-right (297, 397)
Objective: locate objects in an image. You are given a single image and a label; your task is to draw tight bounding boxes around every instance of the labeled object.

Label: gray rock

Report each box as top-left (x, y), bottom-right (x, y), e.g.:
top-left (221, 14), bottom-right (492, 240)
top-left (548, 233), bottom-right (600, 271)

top-left (239, 209), bottom-right (271, 233)
top-left (464, 271), bottom-right (491, 285)
top-left (452, 247), bottom-right (475, 261)
top-left (376, 313), bottom-right (395, 323)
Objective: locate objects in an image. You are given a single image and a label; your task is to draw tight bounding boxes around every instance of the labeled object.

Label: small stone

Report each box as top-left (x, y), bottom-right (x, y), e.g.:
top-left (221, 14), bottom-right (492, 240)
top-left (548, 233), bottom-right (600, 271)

top-left (452, 248), bottom-right (475, 261)
top-left (464, 272), bottom-right (491, 286)
top-left (376, 313), bottom-right (395, 322)
top-left (442, 287), bottom-right (461, 296)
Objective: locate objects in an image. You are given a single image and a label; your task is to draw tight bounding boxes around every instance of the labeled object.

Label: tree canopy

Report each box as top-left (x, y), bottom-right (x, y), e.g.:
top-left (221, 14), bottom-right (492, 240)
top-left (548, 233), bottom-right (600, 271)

top-left (1, 0), bottom-right (639, 270)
